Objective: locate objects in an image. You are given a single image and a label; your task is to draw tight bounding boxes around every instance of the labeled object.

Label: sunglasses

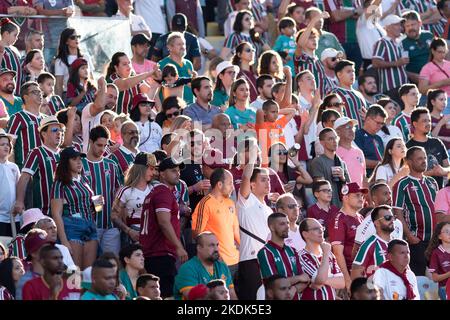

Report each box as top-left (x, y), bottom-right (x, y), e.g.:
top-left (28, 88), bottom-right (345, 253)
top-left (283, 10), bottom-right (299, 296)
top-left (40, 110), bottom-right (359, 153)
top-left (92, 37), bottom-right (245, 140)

top-left (69, 35), bottom-right (81, 40)
top-left (50, 127), bottom-right (64, 133)
top-left (140, 102), bottom-right (155, 108)
top-left (166, 111), bottom-right (180, 118)
top-left (277, 150), bottom-right (288, 155)
top-left (244, 47), bottom-right (255, 53)
top-left (376, 214), bottom-right (395, 222)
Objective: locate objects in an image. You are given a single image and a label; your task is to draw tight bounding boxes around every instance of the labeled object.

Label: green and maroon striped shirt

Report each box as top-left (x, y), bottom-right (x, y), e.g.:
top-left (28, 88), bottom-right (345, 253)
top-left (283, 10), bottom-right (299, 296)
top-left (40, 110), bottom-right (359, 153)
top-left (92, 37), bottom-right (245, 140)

top-left (331, 87), bottom-right (367, 128)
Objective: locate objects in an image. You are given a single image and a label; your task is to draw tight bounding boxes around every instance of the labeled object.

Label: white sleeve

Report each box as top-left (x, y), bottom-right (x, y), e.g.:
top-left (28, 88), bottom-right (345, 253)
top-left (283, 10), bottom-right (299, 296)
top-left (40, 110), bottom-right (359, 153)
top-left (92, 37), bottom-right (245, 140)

top-left (372, 269), bottom-right (388, 299)
top-left (375, 165), bottom-right (389, 181)
top-left (54, 59), bottom-right (67, 76)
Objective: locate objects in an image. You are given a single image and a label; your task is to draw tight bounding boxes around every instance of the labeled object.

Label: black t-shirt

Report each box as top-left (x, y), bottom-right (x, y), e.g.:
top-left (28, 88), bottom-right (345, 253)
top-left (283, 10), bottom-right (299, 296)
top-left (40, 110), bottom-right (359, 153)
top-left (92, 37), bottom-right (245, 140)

top-left (180, 163), bottom-right (204, 212)
top-left (406, 137), bottom-right (448, 188)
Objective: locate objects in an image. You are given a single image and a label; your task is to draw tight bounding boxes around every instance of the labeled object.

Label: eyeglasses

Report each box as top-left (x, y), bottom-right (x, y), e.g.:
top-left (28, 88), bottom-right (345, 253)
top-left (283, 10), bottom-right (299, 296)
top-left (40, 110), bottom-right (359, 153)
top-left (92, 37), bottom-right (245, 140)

top-left (50, 127), bottom-right (64, 133)
top-left (166, 111), bottom-right (180, 118)
top-left (370, 117), bottom-right (386, 126)
top-left (376, 214), bottom-right (395, 222)
top-left (126, 130), bottom-right (139, 135)
top-left (277, 150), bottom-right (288, 155)
top-left (244, 47), bottom-right (255, 53)
top-left (69, 35), bottom-right (81, 40)
top-left (328, 102), bottom-right (344, 107)
top-left (286, 203), bottom-right (299, 209)
top-left (318, 188), bottom-right (332, 193)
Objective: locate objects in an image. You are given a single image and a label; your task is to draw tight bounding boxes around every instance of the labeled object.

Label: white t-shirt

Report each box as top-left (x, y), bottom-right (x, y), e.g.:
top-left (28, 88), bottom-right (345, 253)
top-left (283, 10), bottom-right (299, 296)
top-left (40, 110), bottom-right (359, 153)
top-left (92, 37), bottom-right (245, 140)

top-left (375, 164), bottom-right (397, 184)
top-left (0, 161), bottom-right (20, 223)
top-left (81, 103), bottom-right (104, 153)
top-left (134, 0), bottom-right (168, 35)
top-left (116, 11), bottom-right (151, 35)
top-left (355, 213), bottom-right (403, 245)
top-left (55, 243), bottom-right (77, 272)
top-left (356, 11), bottom-right (385, 59)
top-left (284, 118), bottom-right (299, 151)
top-left (118, 185), bottom-right (152, 229)
top-left (224, 11), bottom-right (238, 39)
top-left (54, 54), bottom-right (94, 92)
top-left (136, 120), bottom-right (162, 154)
top-left (249, 97), bottom-right (266, 111)
top-left (286, 227), bottom-right (306, 253)
top-left (372, 267), bottom-right (420, 300)
top-left (377, 125), bottom-right (403, 147)
top-left (237, 191), bottom-right (272, 262)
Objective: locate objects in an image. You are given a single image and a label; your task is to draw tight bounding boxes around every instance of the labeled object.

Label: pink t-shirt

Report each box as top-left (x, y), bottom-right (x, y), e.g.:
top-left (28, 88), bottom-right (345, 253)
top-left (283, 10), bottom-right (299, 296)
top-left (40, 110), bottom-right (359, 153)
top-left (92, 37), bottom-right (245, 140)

top-left (336, 145), bottom-right (366, 187)
top-left (0, 100), bottom-right (6, 118)
top-left (132, 59), bottom-right (156, 75)
top-left (419, 60), bottom-right (450, 95)
top-left (435, 186), bottom-right (450, 215)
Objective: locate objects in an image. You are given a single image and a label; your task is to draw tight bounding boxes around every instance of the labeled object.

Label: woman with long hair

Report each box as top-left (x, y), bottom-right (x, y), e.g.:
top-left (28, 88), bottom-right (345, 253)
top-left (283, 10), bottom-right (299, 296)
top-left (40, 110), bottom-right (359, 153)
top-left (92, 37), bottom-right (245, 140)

top-left (232, 42), bottom-right (258, 102)
top-left (50, 147), bottom-right (98, 270)
top-left (155, 96), bottom-right (186, 132)
top-left (106, 51), bottom-right (157, 115)
top-left (257, 50), bottom-right (284, 81)
top-left (211, 61), bottom-right (239, 110)
top-left (427, 89), bottom-right (450, 151)
top-left (119, 243), bottom-right (146, 300)
top-left (54, 28), bottom-right (93, 98)
top-left (376, 98), bottom-right (403, 147)
top-left (22, 49), bottom-right (45, 83)
top-left (0, 18), bottom-right (22, 94)
top-left (66, 58), bottom-right (97, 111)
top-left (370, 138), bottom-right (409, 188)
top-left (111, 152), bottom-right (156, 244)
top-left (224, 78), bottom-right (256, 132)
top-left (0, 257), bottom-right (25, 300)
top-left (425, 221), bottom-right (450, 300)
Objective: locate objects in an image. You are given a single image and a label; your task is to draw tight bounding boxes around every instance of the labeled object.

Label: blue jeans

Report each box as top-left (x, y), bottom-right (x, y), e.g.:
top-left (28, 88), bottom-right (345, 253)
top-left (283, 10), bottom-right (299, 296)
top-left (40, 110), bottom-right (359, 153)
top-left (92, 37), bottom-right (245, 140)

top-left (63, 216), bottom-right (98, 244)
top-left (97, 228), bottom-right (121, 256)
top-left (439, 286), bottom-right (447, 300)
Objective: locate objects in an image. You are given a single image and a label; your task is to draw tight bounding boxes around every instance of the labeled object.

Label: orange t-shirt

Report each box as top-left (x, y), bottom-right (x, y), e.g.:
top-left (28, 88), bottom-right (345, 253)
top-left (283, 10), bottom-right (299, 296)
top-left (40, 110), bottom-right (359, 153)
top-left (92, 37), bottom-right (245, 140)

top-left (255, 116), bottom-right (290, 167)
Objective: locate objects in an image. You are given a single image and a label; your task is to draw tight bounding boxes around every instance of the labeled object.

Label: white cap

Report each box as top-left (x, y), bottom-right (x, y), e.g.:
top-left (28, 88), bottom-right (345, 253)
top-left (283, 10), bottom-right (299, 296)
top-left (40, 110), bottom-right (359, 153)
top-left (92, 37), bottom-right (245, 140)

top-left (38, 115), bottom-right (65, 132)
top-left (382, 15), bottom-right (405, 27)
top-left (215, 61), bottom-right (240, 76)
top-left (320, 48), bottom-right (343, 61)
top-left (333, 116), bottom-right (358, 130)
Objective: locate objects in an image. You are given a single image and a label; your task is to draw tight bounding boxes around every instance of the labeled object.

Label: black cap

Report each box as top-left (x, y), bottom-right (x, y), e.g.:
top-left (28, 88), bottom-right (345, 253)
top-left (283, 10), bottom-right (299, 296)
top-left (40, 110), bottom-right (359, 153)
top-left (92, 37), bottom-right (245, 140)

top-left (59, 147), bottom-right (86, 162)
top-left (159, 157), bottom-right (185, 172)
top-left (172, 13), bottom-right (187, 30)
top-left (134, 152), bottom-right (157, 167)
top-left (131, 33), bottom-right (152, 46)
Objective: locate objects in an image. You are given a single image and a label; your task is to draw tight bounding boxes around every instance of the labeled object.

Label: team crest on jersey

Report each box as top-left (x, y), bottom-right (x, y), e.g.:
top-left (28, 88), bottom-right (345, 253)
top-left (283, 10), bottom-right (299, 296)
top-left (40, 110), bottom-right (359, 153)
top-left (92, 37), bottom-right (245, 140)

top-left (351, 225), bottom-right (357, 231)
top-left (289, 256), bottom-right (296, 264)
top-left (84, 171), bottom-right (91, 177)
top-left (274, 257), bottom-right (281, 262)
top-left (105, 169), bottom-right (110, 176)
top-left (410, 186), bottom-right (419, 192)
top-left (442, 261), bottom-right (450, 268)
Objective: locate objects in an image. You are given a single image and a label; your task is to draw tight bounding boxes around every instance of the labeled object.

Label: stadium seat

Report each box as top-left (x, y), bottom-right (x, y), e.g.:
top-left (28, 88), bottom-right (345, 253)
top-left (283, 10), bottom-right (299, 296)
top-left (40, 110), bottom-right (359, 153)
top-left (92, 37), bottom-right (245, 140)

top-left (416, 276), bottom-right (439, 300)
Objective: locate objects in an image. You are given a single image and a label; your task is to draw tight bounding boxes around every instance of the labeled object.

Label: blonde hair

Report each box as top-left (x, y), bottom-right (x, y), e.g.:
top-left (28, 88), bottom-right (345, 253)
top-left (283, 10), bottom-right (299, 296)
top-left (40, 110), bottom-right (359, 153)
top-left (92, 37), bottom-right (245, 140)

top-left (114, 113), bottom-right (129, 123)
top-left (169, 115), bottom-right (192, 132)
top-left (124, 164), bottom-right (148, 188)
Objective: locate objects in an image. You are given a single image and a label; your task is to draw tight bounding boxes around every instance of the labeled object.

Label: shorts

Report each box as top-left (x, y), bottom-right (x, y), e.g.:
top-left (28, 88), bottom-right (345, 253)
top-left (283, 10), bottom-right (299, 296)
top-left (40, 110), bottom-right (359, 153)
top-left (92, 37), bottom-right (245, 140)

top-left (63, 216), bottom-right (98, 244)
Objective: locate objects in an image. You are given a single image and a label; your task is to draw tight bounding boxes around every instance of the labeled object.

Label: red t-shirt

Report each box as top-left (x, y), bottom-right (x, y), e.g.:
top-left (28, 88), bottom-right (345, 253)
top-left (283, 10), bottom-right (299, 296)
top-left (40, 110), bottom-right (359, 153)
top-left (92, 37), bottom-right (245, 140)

top-left (429, 245), bottom-right (450, 287)
top-left (140, 183), bottom-right (181, 258)
top-left (22, 277), bottom-right (81, 300)
top-left (328, 211), bottom-right (363, 271)
top-left (306, 204), bottom-right (340, 231)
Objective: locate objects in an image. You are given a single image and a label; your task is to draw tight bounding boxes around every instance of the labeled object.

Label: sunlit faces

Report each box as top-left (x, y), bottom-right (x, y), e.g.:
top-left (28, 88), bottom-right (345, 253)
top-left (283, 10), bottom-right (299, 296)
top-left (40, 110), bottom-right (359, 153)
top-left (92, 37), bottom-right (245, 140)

top-left (115, 55), bottom-right (132, 78)
top-left (382, 102), bottom-right (398, 120)
top-left (407, 148), bottom-right (427, 173)
top-left (69, 156), bottom-right (83, 174)
top-left (30, 50), bottom-right (45, 71)
top-left (2, 29), bottom-right (19, 46)
top-left (389, 139), bottom-right (406, 159)
top-left (78, 64), bottom-right (89, 80)
top-left (0, 73), bottom-right (16, 94)
top-left (233, 82), bottom-right (250, 102)
top-left (337, 65), bottom-right (355, 87)
top-left (413, 112), bottom-right (432, 134)
top-left (0, 136), bottom-right (11, 158)
top-left (404, 19), bottom-right (421, 39)
top-left (168, 36), bottom-right (186, 58)
top-left (430, 92), bottom-right (447, 112)
top-left (39, 78), bottom-right (55, 97)
top-left (432, 44), bottom-right (448, 63)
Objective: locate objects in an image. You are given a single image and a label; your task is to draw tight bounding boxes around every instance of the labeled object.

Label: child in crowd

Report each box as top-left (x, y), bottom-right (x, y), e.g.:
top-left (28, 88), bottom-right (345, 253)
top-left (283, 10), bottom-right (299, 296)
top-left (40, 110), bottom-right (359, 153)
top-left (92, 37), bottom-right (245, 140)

top-left (66, 58), bottom-right (97, 111)
top-left (112, 113), bottom-right (129, 145)
top-left (100, 110), bottom-right (119, 142)
top-left (37, 72), bottom-right (65, 116)
top-left (273, 17), bottom-right (297, 77)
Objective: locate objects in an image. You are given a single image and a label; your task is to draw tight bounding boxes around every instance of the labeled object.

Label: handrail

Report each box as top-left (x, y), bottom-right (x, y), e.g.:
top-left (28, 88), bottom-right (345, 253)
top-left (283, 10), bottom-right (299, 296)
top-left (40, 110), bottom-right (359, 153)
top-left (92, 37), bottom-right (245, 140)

top-left (0, 13), bottom-right (127, 20)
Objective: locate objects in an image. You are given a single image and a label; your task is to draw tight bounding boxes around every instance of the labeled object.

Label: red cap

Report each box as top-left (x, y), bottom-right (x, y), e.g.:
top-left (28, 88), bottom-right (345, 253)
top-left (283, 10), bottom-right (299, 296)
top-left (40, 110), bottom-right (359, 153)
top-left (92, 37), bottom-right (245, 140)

top-left (132, 93), bottom-right (155, 111)
top-left (70, 58), bottom-right (88, 70)
top-left (24, 229), bottom-right (55, 259)
top-left (341, 182), bottom-right (369, 196)
top-left (188, 284), bottom-right (209, 300)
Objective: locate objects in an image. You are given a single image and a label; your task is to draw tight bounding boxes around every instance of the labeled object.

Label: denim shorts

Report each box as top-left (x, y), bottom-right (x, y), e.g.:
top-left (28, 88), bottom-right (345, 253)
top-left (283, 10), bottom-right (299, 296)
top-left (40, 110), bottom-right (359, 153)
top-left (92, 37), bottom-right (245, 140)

top-left (63, 216), bottom-right (98, 244)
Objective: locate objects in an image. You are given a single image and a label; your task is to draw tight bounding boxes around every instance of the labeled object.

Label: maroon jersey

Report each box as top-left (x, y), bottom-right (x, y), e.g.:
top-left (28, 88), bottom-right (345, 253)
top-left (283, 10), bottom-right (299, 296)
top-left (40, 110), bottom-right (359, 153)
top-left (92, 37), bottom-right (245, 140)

top-left (328, 211), bottom-right (363, 271)
top-left (306, 204), bottom-right (340, 231)
top-left (22, 277), bottom-right (81, 300)
top-left (140, 183), bottom-right (181, 258)
top-left (429, 245), bottom-right (450, 287)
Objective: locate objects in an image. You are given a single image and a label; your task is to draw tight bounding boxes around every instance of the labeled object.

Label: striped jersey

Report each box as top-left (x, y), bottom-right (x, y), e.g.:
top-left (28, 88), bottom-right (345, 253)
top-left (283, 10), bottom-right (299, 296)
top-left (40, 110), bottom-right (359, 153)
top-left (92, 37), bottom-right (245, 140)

top-left (8, 234), bottom-right (26, 260)
top-left (1, 46), bottom-right (23, 96)
top-left (392, 111), bottom-right (411, 142)
top-left (7, 110), bottom-right (43, 170)
top-left (372, 37), bottom-right (408, 93)
top-left (22, 145), bottom-right (60, 215)
top-left (47, 95), bottom-right (65, 115)
top-left (223, 32), bottom-right (263, 58)
top-left (107, 72), bottom-right (140, 114)
top-left (398, 0), bottom-right (444, 35)
top-left (257, 240), bottom-right (303, 300)
top-left (331, 86), bottom-right (368, 128)
top-left (81, 157), bottom-right (121, 229)
top-left (325, 0), bottom-right (358, 43)
top-left (0, 286), bottom-right (14, 300)
top-left (353, 235), bottom-right (388, 277)
top-left (392, 175), bottom-right (438, 241)
top-left (299, 248), bottom-right (342, 300)
top-left (51, 176), bottom-right (95, 222)
top-left (294, 52), bottom-right (334, 98)
top-left (108, 146), bottom-right (137, 184)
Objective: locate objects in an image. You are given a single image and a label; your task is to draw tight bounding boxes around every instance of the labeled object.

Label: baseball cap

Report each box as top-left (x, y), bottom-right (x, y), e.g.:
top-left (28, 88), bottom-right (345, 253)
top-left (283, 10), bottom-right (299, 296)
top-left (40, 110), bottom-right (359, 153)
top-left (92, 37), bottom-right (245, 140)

top-left (21, 208), bottom-right (45, 230)
top-left (131, 33), bottom-right (151, 46)
top-left (38, 115), bottom-right (65, 132)
top-left (188, 284), bottom-right (209, 300)
top-left (70, 58), bottom-right (88, 70)
top-left (134, 152), bottom-right (157, 167)
top-left (172, 13), bottom-right (187, 30)
top-left (0, 68), bottom-right (16, 77)
top-left (382, 15), bottom-right (405, 27)
top-left (132, 93), bottom-right (155, 111)
top-left (215, 61), bottom-right (240, 77)
top-left (24, 228), bottom-right (55, 259)
top-left (333, 117), bottom-right (358, 130)
top-left (59, 146), bottom-right (86, 162)
top-left (341, 182), bottom-right (369, 196)
top-left (320, 48), bottom-right (343, 61)
top-left (158, 157), bottom-right (185, 172)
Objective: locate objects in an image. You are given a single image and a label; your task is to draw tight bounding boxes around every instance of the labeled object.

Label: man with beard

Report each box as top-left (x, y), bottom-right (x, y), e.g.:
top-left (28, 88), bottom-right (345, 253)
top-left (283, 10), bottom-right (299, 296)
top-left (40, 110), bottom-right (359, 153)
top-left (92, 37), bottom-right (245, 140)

top-left (183, 76), bottom-right (222, 130)
top-left (392, 146), bottom-right (439, 276)
top-left (14, 116), bottom-right (64, 215)
top-left (250, 75), bottom-right (274, 111)
top-left (257, 213), bottom-right (310, 300)
top-left (401, 11), bottom-right (434, 84)
top-left (351, 205), bottom-right (395, 279)
top-left (264, 275), bottom-right (294, 300)
top-left (23, 244), bottom-right (81, 300)
top-left (358, 74), bottom-right (386, 106)
top-left (0, 68), bottom-right (22, 122)
top-left (320, 48), bottom-right (342, 87)
top-left (81, 76), bottom-right (117, 153)
top-left (406, 108), bottom-right (449, 188)
top-left (174, 232), bottom-right (237, 300)
top-left (109, 121), bottom-right (140, 184)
